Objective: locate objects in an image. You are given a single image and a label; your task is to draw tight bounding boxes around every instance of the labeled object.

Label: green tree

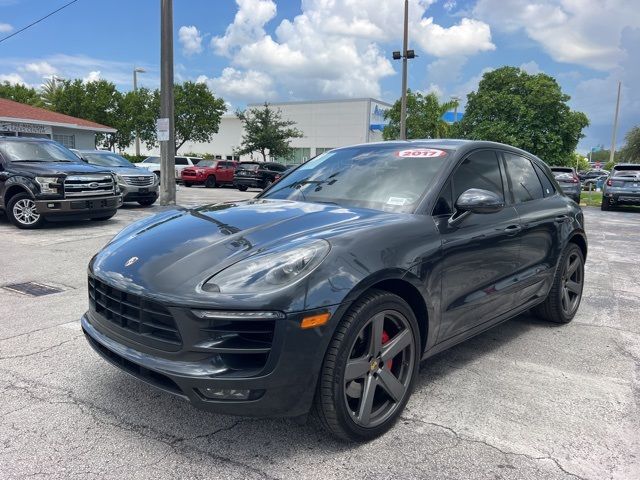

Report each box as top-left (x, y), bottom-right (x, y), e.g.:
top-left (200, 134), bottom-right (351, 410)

top-left (383, 90), bottom-right (458, 140)
top-left (570, 152), bottom-right (590, 171)
top-left (458, 67), bottom-right (589, 165)
top-left (0, 81), bottom-right (42, 106)
top-left (235, 103), bottom-right (303, 161)
top-left (40, 78), bottom-right (63, 108)
top-left (115, 88), bottom-right (157, 151)
top-left (621, 125), bottom-right (640, 163)
top-left (140, 81), bottom-right (226, 152)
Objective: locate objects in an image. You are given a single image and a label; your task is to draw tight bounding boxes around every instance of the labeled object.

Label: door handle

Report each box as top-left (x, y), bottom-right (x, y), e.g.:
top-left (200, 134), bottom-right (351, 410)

top-left (504, 224), bottom-right (522, 235)
top-left (554, 215), bottom-right (569, 223)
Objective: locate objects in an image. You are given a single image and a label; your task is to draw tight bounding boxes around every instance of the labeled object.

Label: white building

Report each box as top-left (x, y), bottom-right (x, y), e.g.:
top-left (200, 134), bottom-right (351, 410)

top-left (0, 98), bottom-right (116, 148)
top-left (156, 98), bottom-right (392, 164)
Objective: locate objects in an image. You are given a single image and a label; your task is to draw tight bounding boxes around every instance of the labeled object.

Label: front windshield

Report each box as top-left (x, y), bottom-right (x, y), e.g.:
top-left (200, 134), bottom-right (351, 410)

top-left (82, 152), bottom-right (132, 167)
top-left (0, 141), bottom-right (80, 162)
top-left (196, 160), bottom-right (216, 167)
top-left (261, 145), bottom-right (451, 213)
top-left (143, 156), bottom-right (159, 163)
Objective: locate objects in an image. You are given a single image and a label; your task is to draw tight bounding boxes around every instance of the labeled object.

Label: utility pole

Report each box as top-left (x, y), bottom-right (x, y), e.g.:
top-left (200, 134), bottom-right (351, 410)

top-left (608, 80), bottom-right (621, 166)
top-left (159, 0), bottom-right (175, 206)
top-left (133, 67), bottom-right (145, 157)
top-left (400, 0), bottom-right (409, 140)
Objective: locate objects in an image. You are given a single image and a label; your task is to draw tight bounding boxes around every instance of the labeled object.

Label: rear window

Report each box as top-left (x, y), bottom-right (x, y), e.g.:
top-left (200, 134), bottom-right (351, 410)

top-left (238, 162), bottom-right (260, 171)
top-left (613, 166), bottom-right (640, 177)
top-left (551, 167), bottom-right (572, 173)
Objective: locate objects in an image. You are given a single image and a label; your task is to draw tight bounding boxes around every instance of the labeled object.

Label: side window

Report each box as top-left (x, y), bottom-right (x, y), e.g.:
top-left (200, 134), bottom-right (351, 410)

top-left (175, 157), bottom-right (188, 166)
top-left (452, 150), bottom-right (505, 202)
top-left (533, 163), bottom-right (555, 197)
top-left (433, 181), bottom-right (453, 216)
top-left (505, 154), bottom-right (544, 203)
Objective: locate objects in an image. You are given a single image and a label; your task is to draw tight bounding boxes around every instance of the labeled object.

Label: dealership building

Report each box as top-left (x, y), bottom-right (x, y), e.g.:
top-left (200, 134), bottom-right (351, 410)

top-left (0, 98), bottom-right (115, 149)
top-left (168, 98), bottom-right (392, 164)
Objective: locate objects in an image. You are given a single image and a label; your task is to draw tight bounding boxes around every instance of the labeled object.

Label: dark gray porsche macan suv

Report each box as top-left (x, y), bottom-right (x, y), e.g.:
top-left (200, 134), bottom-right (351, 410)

top-left (82, 140), bottom-right (587, 441)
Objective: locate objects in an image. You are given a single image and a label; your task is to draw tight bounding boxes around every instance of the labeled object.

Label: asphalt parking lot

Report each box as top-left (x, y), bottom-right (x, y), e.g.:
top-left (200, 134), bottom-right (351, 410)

top-left (1, 188), bottom-right (639, 480)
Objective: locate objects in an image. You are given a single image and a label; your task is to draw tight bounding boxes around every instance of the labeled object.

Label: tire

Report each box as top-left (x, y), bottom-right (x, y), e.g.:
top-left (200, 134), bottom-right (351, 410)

top-left (313, 289), bottom-right (420, 442)
top-left (137, 198), bottom-right (157, 207)
top-left (205, 176), bottom-right (217, 188)
top-left (238, 185), bottom-right (248, 192)
top-left (534, 243), bottom-right (584, 324)
top-left (7, 192), bottom-right (46, 229)
top-left (601, 198), bottom-right (612, 211)
top-left (91, 212), bottom-right (117, 221)
top-left (184, 182), bottom-right (192, 188)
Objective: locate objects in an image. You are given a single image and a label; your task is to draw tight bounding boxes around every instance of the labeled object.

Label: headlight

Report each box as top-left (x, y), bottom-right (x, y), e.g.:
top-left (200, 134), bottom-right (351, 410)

top-left (35, 176), bottom-right (60, 194)
top-left (112, 174), bottom-right (121, 194)
top-left (202, 239), bottom-right (330, 294)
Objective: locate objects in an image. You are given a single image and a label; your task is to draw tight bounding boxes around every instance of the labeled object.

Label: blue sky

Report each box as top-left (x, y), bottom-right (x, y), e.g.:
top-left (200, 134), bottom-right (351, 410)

top-left (0, 0), bottom-right (638, 154)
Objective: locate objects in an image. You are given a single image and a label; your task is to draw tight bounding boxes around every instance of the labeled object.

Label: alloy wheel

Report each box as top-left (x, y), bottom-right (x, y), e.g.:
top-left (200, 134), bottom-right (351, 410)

top-left (343, 310), bottom-right (415, 428)
top-left (13, 198), bottom-right (41, 226)
top-left (561, 251), bottom-right (583, 316)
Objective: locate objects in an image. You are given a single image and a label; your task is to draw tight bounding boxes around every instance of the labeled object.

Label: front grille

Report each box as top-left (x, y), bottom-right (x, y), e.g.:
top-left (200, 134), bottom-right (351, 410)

top-left (197, 317), bottom-right (276, 372)
top-left (64, 175), bottom-right (114, 197)
top-left (70, 198), bottom-right (119, 210)
top-left (122, 175), bottom-right (155, 186)
top-left (88, 277), bottom-right (182, 350)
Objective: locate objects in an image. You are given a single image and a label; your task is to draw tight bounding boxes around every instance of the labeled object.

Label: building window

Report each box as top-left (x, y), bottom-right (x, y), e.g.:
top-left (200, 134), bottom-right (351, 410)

top-left (53, 134), bottom-right (75, 149)
top-left (315, 148), bottom-right (333, 155)
top-left (277, 148), bottom-right (311, 165)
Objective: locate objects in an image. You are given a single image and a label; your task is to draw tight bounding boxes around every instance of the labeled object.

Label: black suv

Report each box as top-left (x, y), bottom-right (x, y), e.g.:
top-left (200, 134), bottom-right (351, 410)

top-left (0, 137), bottom-right (123, 229)
top-left (234, 161), bottom-right (288, 191)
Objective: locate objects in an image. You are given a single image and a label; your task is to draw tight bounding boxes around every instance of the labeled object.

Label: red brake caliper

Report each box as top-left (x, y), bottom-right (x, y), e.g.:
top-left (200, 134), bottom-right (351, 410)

top-left (381, 330), bottom-right (393, 370)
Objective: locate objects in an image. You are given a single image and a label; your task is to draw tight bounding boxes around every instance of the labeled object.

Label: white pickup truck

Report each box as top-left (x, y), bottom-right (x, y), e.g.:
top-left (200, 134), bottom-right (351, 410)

top-left (137, 156), bottom-right (203, 182)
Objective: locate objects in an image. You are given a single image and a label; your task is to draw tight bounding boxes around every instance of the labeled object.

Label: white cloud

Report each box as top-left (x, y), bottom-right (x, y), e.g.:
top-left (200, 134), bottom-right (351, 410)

top-left (198, 67), bottom-right (276, 103)
top-left (23, 61), bottom-right (57, 77)
top-left (474, 0), bottom-right (640, 70)
top-left (211, 0), bottom-right (277, 56)
top-left (0, 72), bottom-right (25, 85)
top-left (0, 22), bottom-right (12, 33)
top-left (519, 61), bottom-right (541, 75)
top-left (443, 1), bottom-right (456, 12)
top-left (83, 70), bottom-right (101, 83)
top-left (178, 25), bottom-right (203, 56)
top-left (414, 17), bottom-right (495, 57)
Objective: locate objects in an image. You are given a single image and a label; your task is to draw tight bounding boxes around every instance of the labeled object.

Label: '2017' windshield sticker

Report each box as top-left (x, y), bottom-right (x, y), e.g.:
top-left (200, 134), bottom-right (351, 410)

top-left (397, 148), bottom-right (447, 158)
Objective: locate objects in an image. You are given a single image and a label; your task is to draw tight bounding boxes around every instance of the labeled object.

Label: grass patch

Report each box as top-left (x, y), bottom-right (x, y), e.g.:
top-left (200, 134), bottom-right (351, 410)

top-left (580, 191), bottom-right (603, 207)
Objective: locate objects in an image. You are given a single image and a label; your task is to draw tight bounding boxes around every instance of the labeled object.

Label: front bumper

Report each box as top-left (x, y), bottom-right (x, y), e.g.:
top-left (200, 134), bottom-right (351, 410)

top-left (35, 195), bottom-right (122, 216)
top-left (81, 299), bottom-right (345, 417)
top-left (119, 184), bottom-right (159, 202)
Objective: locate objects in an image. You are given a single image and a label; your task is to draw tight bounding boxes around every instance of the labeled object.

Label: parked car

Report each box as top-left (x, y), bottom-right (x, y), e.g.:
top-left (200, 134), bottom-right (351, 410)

top-left (549, 166), bottom-right (581, 203)
top-left (78, 150), bottom-right (158, 206)
top-left (181, 160), bottom-right (238, 188)
top-left (137, 155), bottom-right (203, 182)
top-left (272, 165), bottom-right (294, 185)
top-left (578, 169), bottom-right (609, 182)
top-left (601, 164), bottom-right (640, 210)
top-left (582, 174), bottom-right (608, 190)
top-left (82, 140), bottom-right (587, 441)
top-left (233, 161), bottom-right (288, 191)
top-left (0, 137), bottom-right (122, 229)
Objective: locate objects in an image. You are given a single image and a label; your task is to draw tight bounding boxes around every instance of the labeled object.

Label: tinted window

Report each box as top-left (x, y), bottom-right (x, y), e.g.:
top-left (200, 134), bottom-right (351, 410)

top-left (433, 181), bottom-right (453, 216)
top-left (0, 140), bottom-right (80, 162)
top-left (239, 162), bottom-right (260, 171)
top-left (143, 156), bottom-right (159, 163)
top-left (175, 157), bottom-right (188, 166)
top-left (505, 154), bottom-right (544, 202)
top-left (533, 164), bottom-right (555, 197)
top-left (83, 152), bottom-right (132, 167)
top-left (451, 150), bottom-right (504, 202)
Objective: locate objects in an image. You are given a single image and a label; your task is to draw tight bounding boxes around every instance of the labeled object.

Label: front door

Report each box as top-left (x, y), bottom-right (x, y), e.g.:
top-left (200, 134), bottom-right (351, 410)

top-left (434, 150), bottom-right (522, 341)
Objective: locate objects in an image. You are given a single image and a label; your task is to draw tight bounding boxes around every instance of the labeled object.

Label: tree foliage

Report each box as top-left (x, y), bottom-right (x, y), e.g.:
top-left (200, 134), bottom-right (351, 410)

top-left (235, 103), bottom-right (303, 161)
top-left (621, 125), bottom-right (640, 163)
top-left (457, 66), bottom-right (589, 165)
top-left (0, 81), bottom-right (42, 106)
top-left (383, 90), bottom-right (458, 140)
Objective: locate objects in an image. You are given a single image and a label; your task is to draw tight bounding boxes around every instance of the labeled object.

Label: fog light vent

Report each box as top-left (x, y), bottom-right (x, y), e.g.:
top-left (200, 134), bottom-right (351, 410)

top-left (199, 387), bottom-right (251, 400)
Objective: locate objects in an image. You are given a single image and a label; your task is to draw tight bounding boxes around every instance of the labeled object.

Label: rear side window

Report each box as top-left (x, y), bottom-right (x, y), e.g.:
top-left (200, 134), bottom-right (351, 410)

top-left (533, 164), bottom-right (556, 197)
top-left (175, 157), bottom-right (188, 166)
top-left (505, 154), bottom-right (544, 203)
top-left (452, 150), bottom-right (505, 202)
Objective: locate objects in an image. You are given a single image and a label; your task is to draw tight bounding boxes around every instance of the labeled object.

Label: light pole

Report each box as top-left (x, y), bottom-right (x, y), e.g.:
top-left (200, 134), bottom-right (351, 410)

top-left (608, 80), bottom-right (622, 166)
top-left (159, 0), bottom-right (176, 206)
top-left (392, 0), bottom-right (415, 140)
top-left (133, 67), bottom-right (146, 157)
top-left (450, 96), bottom-right (461, 123)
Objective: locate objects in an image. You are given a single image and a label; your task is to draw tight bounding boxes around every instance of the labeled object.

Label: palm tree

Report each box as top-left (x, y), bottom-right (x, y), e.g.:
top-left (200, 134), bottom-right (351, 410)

top-left (40, 76), bottom-right (62, 108)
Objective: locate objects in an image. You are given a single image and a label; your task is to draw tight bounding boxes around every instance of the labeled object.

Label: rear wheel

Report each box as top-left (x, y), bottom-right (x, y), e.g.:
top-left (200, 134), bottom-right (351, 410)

top-left (184, 182), bottom-right (192, 187)
top-left (313, 290), bottom-right (419, 441)
top-left (238, 185), bottom-right (248, 192)
top-left (205, 176), bottom-right (217, 188)
top-left (534, 243), bottom-right (584, 323)
top-left (263, 178), bottom-right (274, 189)
top-left (7, 193), bottom-right (46, 229)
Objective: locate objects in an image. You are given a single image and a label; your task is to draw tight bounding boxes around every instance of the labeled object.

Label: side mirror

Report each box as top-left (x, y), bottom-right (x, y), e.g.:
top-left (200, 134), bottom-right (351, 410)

top-left (448, 188), bottom-right (505, 227)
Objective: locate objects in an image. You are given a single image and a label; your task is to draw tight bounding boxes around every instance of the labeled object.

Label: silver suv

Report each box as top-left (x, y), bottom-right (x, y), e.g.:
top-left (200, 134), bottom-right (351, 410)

top-left (601, 164), bottom-right (640, 210)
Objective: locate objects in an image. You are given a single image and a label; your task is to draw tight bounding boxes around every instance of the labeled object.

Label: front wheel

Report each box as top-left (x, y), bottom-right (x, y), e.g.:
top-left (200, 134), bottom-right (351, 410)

top-left (534, 243), bottom-right (584, 323)
top-left (313, 290), bottom-right (420, 441)
top-left (601, 198), bottom-right (613, 211)
top-left (205, 176), bottom-right (217, 188)
top-left (137, 198), bottom-right (157, 207)
top-left (7, 193), bottom-right (46, 229)
top-left (184, 182), bottom-right (192, 188)
top-left (237, 185), bottom-right (248, 192)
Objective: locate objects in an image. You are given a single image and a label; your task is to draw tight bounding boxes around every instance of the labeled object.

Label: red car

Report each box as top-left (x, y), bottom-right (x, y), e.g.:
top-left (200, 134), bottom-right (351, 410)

top-left (181, 160), bottom-right (238, 188)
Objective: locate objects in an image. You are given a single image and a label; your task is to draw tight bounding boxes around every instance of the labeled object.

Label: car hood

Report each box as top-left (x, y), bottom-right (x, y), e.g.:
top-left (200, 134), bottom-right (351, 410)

top-left (91, 199), bottom-right (407, 306)
top-left (109, 166), bottom-right (155, 176)
top-left (9, 161), bottom-right (112, 176)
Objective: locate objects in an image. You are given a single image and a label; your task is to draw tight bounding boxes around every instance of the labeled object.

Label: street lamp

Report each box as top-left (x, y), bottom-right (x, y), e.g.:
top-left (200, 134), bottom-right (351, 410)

top-left (133, 67), bottom-right (146, 157)
top-left (392, 0), bottom-right (415, 140)
top-left (450, 96), bottom-right (460, 123)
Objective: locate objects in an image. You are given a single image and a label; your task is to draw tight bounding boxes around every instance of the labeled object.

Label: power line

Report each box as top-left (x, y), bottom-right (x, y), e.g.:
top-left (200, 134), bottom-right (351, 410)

top-left (0, 0), bottom-right (80, 45)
